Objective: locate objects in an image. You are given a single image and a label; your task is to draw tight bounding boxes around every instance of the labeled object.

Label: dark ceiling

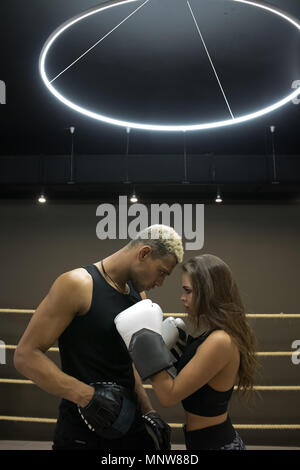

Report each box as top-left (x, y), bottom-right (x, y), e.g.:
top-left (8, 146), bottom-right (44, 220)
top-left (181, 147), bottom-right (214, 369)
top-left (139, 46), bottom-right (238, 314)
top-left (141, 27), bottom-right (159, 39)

top-left (0, 0), bottom-right (300, 202)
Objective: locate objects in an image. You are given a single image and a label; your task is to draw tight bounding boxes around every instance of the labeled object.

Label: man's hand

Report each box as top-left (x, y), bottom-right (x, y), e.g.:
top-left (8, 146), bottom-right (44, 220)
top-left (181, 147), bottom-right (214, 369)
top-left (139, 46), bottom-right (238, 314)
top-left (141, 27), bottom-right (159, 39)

top-left (77, 384), bottom-right (95, 408)
top-left (78, 382), bottom-right (137, 439)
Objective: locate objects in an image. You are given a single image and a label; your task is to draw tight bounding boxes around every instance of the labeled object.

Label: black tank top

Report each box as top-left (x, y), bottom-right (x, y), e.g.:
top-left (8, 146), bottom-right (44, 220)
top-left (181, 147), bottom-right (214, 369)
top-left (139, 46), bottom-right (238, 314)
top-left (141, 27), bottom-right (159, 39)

top-left (175, 330), bottom-right (234, 417)
top-left (58, 264), bottom-right (142, 417)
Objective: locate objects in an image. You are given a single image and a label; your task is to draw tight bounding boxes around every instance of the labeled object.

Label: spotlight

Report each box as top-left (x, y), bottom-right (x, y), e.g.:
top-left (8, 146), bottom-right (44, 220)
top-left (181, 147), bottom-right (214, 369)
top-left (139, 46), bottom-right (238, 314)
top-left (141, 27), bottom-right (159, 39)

top-left (130, 193), bottom-right (138, 203)
top-left (38, 193), bottom-right (47, 204)
top-left (215, 191), bottom-right (222, 203)
top-left (270, 125), bottom-right (279, 184)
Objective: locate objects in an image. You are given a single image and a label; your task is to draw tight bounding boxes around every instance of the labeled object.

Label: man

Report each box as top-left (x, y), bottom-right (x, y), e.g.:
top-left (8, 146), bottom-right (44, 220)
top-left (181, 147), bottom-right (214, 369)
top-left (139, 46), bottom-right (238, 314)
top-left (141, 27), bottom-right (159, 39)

top-left (14, 225), bottom-right (184, 450)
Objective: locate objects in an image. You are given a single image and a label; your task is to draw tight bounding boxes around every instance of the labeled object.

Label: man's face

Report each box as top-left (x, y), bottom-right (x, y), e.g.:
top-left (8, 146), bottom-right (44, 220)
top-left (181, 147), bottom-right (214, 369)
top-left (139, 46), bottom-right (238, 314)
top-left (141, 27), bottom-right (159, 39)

top-left (131, 248), bottom-right (177, 293)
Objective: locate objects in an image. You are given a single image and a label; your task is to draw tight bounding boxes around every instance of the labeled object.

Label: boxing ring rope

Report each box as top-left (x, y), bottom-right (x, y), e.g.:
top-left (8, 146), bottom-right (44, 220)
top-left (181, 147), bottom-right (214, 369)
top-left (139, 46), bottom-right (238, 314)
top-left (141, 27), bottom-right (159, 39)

top-left (1, 308), bottom-right (300, 318)
top-left (165, 313), bottom-right (300, 318)
top-left (1, 343), bottom-right (299, 357)
top-left (1, 310), bottom-right (300, 437)
top-left (0, 415), bottom-right (300, 430)
top-left (0, 309), bottom-right (36, 313)
top-left (1, 308), bottom-right (300, 356)
top-left (1, 378), bottom-right (300, 391)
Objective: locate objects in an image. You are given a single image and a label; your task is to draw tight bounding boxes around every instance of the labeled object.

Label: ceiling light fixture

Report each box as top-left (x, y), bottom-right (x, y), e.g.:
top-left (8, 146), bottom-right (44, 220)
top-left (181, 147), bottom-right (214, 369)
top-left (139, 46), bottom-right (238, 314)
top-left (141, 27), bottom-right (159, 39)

top-left (130, 191), bottom-right (138, 203)
top-left (124, 127), bottom-right (131, 184)
top-left (270, 125), bottom-right (279, 184)
top-left (39, 0), bottom-right (300, 132)
top-left (215, 190), bottom-right (223, 203)
top-left (68, 126), bottom-right (75, 184)
top-left (38, 193), bottom-right (47, 204)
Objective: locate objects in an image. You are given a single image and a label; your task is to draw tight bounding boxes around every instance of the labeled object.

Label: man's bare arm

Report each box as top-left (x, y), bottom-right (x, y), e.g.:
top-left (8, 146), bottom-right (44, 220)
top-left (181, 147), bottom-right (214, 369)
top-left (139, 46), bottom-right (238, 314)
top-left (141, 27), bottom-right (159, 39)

top-left (14, 270), bottom-right (94, 407)
top-left (133, 291), bottom-right (156, 412)
top-left (132, 364), bottom-right (155, 414)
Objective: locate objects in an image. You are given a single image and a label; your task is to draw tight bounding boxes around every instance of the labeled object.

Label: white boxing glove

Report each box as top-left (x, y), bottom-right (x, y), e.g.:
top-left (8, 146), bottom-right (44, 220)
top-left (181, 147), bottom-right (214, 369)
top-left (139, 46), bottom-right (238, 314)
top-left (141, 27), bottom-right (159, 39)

top-left (162, 317), bottom-right (186, 349)
top-left (162, 316), bottom-right (210, 362)
top-left (114, 299), bottom-right (174, 381)
top-left (115, 299), bottom-right (160, 349)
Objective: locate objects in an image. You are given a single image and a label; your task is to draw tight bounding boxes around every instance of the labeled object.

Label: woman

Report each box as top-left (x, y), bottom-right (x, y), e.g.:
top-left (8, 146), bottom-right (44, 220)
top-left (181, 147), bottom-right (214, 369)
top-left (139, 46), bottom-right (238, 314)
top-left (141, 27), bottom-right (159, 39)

top-left (150, 254), bottom-right (258, 450)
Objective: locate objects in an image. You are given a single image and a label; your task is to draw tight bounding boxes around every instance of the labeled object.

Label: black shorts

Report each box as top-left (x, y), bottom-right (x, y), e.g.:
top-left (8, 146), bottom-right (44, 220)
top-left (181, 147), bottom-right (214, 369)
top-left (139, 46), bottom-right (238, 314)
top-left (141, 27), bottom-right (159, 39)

top-left (52, 401), bottom-right (156, 451)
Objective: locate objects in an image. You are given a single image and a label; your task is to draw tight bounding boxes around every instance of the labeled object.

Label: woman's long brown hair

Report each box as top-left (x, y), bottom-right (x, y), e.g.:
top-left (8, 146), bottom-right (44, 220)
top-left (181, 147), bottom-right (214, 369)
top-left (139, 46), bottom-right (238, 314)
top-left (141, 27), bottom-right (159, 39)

top-left (182, 254), bottom-right (259, 397)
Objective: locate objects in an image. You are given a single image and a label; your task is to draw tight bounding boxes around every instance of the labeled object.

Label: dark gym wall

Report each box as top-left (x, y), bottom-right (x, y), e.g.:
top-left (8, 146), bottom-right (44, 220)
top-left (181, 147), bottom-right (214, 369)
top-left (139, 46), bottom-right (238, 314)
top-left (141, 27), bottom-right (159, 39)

top-left (1, 199), bottom-right (300, 446)
top-left (0, 200), bottom-right (299, 314)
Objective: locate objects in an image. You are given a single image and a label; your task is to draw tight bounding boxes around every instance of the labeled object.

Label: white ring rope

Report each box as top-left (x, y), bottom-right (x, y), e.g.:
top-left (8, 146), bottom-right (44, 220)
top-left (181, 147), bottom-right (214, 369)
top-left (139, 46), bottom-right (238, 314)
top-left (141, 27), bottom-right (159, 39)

top-left (2, 304), bottom-right (299, 436)
top-left (1, 379), bottom-right (300, 391)
top-left (0, 415), bottom-right (300, 430)
top-left (1, 309), bottom-right (300, 317)
top-left (1, 344), bottom-right (299, 356)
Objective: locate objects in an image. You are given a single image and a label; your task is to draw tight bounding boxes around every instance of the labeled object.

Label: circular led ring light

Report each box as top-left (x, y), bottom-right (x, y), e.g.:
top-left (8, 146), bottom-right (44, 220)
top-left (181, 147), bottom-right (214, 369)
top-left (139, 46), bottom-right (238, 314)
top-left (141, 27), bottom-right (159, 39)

top-left (39, 0), bottom-right (300, 132)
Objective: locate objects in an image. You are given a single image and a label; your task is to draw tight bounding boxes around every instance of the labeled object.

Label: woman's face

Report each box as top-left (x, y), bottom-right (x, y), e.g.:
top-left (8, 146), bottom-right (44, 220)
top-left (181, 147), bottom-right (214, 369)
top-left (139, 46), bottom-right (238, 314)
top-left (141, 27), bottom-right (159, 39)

top-left (181, 272), bottom-right (194, 313)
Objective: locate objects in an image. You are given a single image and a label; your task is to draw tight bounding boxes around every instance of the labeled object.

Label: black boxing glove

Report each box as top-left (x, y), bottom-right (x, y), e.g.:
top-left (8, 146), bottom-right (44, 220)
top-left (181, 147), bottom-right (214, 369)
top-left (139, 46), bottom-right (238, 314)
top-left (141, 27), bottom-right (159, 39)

top-left (78, 382), bottom-right (137, 439)
top-left (142, 411), bottom-right (172, 450)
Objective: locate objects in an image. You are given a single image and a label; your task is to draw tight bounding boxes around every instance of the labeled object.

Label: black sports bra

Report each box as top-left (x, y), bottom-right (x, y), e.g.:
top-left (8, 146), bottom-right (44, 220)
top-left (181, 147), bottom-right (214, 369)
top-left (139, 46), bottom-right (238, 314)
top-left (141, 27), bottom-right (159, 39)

top-left (175, 330), bottom-right (235, 417)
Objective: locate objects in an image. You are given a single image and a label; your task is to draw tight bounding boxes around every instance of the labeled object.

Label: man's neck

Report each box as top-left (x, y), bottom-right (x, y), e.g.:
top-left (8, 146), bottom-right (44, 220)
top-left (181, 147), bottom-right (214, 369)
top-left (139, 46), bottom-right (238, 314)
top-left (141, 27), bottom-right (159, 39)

top-left (99, 248), bottom-right (131, 288)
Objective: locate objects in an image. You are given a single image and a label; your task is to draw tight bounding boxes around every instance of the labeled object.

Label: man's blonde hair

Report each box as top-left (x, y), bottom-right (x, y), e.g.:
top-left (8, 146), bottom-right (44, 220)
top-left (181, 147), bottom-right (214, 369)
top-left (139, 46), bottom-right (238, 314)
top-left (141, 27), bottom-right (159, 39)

top-left (128, 225), bottom-right (184, 263)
